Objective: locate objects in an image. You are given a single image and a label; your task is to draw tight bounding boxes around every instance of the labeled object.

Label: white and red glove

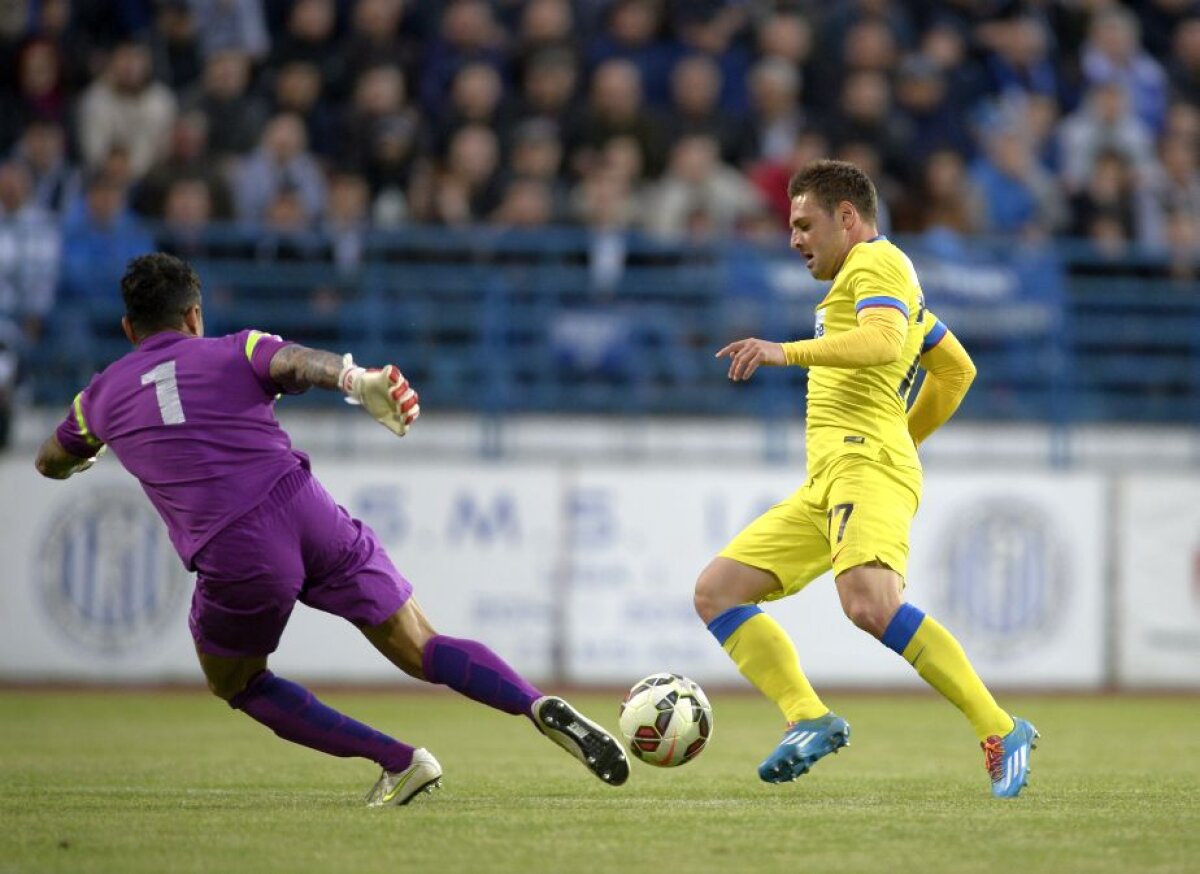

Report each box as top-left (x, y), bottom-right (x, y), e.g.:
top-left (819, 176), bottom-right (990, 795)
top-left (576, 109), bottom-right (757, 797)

top-left (338, 354), bottom-right (420, 437)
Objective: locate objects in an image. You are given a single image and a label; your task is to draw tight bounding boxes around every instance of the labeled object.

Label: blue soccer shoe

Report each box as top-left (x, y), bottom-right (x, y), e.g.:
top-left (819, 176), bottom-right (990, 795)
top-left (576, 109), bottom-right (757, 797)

top-left (758, 712), bottom-right (850, 783)
top-left (983, 716), bottom-right (1039, 799)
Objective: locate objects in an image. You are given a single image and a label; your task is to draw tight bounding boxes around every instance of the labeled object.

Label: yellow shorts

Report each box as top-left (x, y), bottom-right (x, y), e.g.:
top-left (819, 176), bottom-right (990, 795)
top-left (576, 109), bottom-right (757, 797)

top-left (719, 455), bottom-right (921, 599)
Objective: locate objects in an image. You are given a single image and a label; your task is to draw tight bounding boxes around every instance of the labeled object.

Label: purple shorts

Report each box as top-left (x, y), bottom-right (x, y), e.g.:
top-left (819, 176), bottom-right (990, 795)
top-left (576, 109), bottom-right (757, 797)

top-left (188, 467), bottom-right (412, 658)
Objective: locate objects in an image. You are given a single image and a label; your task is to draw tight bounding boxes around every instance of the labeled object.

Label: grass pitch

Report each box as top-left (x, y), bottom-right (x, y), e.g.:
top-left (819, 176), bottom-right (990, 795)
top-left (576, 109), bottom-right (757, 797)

top-left (2, 690), bottom-right (1196, 874)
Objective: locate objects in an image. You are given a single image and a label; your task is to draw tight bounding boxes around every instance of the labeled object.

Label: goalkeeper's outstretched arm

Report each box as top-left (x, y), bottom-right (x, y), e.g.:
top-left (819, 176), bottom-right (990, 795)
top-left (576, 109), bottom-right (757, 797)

top-left (269, 345), bottom-right (420, 437)
top-left (907, 327), bottom-right (976, 446)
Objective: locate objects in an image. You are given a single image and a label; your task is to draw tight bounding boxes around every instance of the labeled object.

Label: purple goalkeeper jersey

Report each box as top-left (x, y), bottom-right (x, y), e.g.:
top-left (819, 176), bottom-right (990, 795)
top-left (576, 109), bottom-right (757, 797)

top-left (55, 329), bottom-right (306, 568)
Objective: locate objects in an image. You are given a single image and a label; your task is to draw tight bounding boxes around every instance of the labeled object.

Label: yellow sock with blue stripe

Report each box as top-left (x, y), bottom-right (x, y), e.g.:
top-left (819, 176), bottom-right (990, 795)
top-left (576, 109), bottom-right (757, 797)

top-left (707, 605), bottom-right (828, 723)
top-left (882, 604), bottom-right (1014, 741)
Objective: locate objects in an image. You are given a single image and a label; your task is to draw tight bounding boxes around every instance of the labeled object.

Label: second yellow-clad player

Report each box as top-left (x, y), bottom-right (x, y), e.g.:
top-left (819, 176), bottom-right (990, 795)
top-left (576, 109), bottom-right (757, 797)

top-left (694, 160), bottom-right (1039, 798)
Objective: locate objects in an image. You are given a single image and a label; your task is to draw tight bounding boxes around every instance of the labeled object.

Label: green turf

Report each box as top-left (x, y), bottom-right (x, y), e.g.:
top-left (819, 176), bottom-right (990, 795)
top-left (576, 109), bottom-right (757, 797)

top-left (1, 690), bottom-right (1196, 874)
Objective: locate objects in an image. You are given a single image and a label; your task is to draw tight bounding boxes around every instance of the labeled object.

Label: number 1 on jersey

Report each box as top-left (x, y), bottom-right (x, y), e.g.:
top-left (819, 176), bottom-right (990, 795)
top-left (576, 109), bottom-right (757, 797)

top-left (141, 360), bottom-right (186, 425)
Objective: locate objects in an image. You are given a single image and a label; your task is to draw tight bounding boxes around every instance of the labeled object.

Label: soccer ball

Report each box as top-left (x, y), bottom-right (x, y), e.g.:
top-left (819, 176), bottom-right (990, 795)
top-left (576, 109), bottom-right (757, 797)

top-left (618, 673), bottom-right (713, 767)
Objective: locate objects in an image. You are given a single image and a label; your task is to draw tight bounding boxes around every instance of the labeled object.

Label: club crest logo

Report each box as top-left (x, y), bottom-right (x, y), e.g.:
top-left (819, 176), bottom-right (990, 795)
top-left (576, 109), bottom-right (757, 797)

top-left (37, 488), bottom-right (190, 655)
top-left (936, 500), bottom-right (1065, 659)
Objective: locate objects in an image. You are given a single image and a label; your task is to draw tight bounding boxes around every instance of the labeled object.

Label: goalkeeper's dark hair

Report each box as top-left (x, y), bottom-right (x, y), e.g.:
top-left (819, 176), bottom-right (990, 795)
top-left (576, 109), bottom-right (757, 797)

top-left (121, 253), bottom-right (202, 334)
top-left (787, 159), bottom-right (878, 223)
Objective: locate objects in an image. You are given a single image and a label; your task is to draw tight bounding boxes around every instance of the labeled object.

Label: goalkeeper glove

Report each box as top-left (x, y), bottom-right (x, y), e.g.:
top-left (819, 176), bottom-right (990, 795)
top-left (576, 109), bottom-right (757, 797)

top-left (338, 354), bottom-right (420, 437)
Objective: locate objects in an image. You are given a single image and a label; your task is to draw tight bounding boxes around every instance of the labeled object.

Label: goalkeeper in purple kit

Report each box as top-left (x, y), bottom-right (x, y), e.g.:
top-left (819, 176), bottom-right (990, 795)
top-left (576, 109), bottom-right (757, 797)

top-left (35, 253), bottom-right (628, 805)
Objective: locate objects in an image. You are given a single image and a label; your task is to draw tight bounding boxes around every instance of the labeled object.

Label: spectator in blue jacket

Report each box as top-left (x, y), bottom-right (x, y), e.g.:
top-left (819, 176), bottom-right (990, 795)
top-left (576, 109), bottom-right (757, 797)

top-left (60, 172), bottom-right (153, 304)
top-left (233, 113), bottom-right (326, 224)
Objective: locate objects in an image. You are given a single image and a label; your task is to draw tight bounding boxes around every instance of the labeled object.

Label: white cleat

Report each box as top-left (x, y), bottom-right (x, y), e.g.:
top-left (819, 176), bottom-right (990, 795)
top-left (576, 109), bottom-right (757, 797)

top-left (365, 748), bottom-right (443, 807)
top-left (532, 696), bottom-right (629, 786)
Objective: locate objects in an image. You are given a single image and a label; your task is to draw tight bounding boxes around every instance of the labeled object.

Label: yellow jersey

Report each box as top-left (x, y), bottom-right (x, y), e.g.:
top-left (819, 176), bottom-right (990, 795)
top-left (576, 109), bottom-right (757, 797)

top-left (805, 236), bottom-right (926, 476)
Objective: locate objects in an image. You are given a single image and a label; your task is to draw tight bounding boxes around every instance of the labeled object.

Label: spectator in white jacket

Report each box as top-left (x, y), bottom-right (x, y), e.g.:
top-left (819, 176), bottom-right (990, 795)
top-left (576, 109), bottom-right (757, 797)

top-left (1057, 79), bottom-right (1158, 195)
top-left (642, 133), bottom-right (762, 239)
top-left (76, 41), bottom-right (177, 180)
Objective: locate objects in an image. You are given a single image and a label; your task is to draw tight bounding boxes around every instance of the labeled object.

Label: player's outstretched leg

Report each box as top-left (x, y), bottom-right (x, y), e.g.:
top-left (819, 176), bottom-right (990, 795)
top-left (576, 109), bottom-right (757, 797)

top-left (758, 712), bottom-right (851, 784)
top-left (531, 695), bottom-right (630, 786)
top-left (709, 607), bottom-right (849, 783)
top-left (227, 669), bottom-right (443, 807)
top-left (421, 635), bottom-right (628, 786)
top-left (697, 560), bottom-right (844, 783)
top-left (982, 717), bottom-right (1039, 799)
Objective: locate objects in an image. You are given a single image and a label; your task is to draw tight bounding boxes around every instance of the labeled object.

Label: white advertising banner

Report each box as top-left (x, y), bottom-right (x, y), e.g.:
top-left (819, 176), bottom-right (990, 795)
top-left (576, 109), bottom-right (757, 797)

top-left (0, 458), bottom-right (559, 683)
top-left (0, 456), bottom-right (1106, 688)
top-left (566, 467), bottom-right (1108, 688)
top-left (0, 459), bottom-right (199, 681)
top-left (1117, 476), bottom-right (1200, 686)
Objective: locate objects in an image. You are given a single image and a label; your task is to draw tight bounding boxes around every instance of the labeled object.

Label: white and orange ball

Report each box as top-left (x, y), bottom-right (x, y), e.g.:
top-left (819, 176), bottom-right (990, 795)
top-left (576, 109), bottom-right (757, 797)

top-left (617, 673), bottom-right (713, 767)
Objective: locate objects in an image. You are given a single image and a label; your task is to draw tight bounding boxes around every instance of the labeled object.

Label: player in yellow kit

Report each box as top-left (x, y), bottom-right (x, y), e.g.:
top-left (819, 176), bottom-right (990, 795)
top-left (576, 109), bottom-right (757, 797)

top-left (694, 160), bottom-right (1038, 798)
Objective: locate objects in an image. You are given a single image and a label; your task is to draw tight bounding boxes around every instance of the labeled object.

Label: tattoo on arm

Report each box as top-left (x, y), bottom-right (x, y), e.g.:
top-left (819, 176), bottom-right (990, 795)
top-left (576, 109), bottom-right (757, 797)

top-left (268, 345), bottom-right (345, 393)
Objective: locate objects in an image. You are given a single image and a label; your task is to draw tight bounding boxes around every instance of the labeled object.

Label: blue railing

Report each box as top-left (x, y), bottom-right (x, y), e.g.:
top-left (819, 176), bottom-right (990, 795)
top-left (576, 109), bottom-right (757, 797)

top-left (26, 225), bottom-right (1200, 425)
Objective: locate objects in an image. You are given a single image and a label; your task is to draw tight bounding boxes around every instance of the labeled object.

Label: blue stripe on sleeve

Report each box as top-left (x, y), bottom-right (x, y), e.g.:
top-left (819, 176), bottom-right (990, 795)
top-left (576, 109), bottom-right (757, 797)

top-left (922, 318), bottom-right (948, 353)
top-left (706, 604), bottom-right (763, 645)
top-left (855, 295), bottom-right (909, 318)
top-left (881, 604), bottom-right (926, 655)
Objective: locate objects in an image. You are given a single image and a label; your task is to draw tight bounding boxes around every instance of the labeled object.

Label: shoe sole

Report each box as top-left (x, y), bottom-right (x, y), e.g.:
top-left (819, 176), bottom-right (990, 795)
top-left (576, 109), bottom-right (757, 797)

top-left (759, 726), bottom-right (850, 784)
top-left (368, 775), bottom-right (443, 808)
top-left (536, 697), bottom-right (630, 787)
top-left (396, 776), bottom-right (443, 807)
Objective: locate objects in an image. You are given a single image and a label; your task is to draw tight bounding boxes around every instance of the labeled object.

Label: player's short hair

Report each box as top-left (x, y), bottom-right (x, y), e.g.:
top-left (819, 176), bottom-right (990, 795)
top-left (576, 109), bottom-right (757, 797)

top-left (121, 253), bottom-right (202, 334)
top-left (787, 160), bottom-right (878, 223)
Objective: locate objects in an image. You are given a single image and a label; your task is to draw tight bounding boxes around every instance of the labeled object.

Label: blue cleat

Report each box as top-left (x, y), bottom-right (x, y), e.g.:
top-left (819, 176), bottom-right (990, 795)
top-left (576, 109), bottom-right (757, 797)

top-left (983, 716), bottom-right (1039, 799)
top-left (757, 712), bottom-right (850, 783)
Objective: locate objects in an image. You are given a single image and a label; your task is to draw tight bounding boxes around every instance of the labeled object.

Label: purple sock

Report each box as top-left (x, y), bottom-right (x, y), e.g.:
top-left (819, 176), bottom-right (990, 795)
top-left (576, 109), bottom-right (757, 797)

top-left (421, 635), bottom-right (542, 717)
top-left (229, 671), bottom-right (413, 772)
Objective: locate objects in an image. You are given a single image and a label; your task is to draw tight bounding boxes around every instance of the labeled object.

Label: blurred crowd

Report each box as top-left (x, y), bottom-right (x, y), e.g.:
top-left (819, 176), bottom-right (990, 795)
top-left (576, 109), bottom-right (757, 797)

top-left (0, 0), bottom-right (1198, 416)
